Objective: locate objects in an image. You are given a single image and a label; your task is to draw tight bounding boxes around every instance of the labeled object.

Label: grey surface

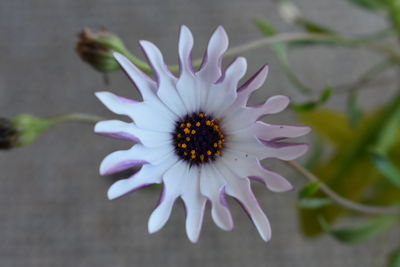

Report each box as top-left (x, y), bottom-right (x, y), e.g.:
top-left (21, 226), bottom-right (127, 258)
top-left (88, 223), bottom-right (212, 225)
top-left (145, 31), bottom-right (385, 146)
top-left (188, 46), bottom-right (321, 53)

top-left (0, 0), bottom-right (399, 266)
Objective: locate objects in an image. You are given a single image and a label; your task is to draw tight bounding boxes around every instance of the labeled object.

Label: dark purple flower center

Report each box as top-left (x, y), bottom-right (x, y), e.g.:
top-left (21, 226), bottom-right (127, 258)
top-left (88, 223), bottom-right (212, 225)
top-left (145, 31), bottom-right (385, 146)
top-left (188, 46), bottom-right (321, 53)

top-left (173, 112), bottom-right (225, 165)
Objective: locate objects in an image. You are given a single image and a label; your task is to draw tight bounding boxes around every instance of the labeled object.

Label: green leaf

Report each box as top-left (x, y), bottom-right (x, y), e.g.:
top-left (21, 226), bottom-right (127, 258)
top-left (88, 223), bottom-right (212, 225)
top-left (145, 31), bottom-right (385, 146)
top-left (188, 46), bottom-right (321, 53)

top-left (319, 216), bottom-right (397, 243)
top-left (296, 18), bottom-right (334, 34)
top-left (347, 91), bottom-right (363, 127)
top-left (348, 0), bottom-right (383, 11)
top-left (388, 248), bottom-right (400, 267)
top-left (292, 86), bottom-right (332, 112)
top-left (298, 197), bottom-right (332, 209)
top-left (371, 152), bottom-right (400, 187)
top-left (299, 181), bottom-right (320, 198)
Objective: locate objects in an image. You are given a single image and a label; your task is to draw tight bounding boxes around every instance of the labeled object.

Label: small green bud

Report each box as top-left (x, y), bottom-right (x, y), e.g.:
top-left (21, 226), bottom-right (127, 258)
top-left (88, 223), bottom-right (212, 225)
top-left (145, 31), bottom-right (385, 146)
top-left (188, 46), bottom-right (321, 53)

top-left (11, 114), bottom-right (50, 148)
top-left (75, 28), bottom-right (126, 72)
top-left (0, 118), bottom-right (18, 149)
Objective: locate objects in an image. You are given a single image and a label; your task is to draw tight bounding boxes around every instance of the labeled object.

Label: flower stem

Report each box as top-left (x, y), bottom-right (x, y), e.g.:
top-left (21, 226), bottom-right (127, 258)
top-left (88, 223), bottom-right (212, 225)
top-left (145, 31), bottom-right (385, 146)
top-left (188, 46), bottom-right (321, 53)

top-left (46, 113), bottom-right (103, 125)
top-left (285, 160), bottom-right (400, 215)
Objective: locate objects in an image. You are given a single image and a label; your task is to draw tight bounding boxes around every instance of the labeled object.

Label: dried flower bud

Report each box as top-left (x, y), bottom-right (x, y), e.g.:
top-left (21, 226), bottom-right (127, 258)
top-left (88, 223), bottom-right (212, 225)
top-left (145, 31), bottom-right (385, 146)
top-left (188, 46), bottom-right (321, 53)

top-left (0, 118), bottom-right (18, 149)
top-left (75, 28), bottom-right (125, 72)
top-left (0, 114), bottom-right (51, 150)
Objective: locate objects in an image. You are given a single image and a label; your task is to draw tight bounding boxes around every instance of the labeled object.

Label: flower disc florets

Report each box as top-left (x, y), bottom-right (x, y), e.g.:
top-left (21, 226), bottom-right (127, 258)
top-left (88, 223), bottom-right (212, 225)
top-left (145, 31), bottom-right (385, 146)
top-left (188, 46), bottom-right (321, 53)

top-left (173, 112), bottom-right (224, 164)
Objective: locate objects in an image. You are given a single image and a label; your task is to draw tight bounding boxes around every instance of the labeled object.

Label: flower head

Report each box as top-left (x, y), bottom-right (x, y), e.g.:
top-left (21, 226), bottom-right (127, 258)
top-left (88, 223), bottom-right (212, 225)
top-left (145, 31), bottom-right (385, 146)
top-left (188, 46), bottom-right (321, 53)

top-left (95, 26), bottom-right (310, 242)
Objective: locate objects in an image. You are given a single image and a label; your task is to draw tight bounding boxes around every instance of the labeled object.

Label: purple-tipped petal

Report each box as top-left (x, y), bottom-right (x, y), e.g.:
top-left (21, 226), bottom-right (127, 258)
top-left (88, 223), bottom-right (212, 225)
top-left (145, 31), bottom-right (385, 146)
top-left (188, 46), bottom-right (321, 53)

top-left (100, 144), bottom-right (174, 176)
top-left (205, 57), bottom-right (247, 117)
top-left (178, 25), bottom-right (195, 75)
top-left (113, 52), bottom-right (158, 101)
top-left (140, 40), bottom-right (187, 116)
top-left (148, 161), bottom-right (188, 234)
top-left (222, 95), bottom-right (290, 133)
top-left (95, 91), bottom-right (138, 118)
top-left (95, 120), bottom-right (140, 142)
top-left (200, 165), bottom-right (234, 231)
top-left (107, 156), bottom-right (177, 200)
top-left (217, 163), bottom-right (271, 241)
top-left (254, 121), bottom-right (311, 141)
top-left (181, 166), bottom-right (207, 243)
top-left (197, 26), bottom-right (229, 83)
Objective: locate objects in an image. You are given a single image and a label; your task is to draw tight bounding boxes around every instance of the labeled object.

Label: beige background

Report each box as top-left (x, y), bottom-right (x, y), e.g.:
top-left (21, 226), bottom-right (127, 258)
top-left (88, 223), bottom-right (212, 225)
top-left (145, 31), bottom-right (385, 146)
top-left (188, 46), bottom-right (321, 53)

top-left (0, 0), bottom-right (399, 266)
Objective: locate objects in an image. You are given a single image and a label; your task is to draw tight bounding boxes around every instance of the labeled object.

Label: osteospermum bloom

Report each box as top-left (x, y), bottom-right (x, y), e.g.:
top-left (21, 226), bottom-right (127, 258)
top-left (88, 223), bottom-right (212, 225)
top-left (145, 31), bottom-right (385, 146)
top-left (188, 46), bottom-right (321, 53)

top-left (95, 26), bottom-right (310, 243)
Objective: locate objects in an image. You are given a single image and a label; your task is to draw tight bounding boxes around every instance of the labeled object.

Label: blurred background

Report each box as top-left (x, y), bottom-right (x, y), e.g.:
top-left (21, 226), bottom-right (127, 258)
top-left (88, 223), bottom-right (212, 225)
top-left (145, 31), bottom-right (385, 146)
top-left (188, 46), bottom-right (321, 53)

top-left (0, 0), bottom-right (399, 266)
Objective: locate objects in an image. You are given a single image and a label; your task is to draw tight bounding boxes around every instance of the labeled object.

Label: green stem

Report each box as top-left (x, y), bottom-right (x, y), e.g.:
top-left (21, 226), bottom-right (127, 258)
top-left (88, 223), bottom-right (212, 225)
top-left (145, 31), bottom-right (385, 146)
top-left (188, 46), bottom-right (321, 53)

top-left (286, 160), bottom-right (400, 215)
top-left (46, 113), bottom-right (103, 125)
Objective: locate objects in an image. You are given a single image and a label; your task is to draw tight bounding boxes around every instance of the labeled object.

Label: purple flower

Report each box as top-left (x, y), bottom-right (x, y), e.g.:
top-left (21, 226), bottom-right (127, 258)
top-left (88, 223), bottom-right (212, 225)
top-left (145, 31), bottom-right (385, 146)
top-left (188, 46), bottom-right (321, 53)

top-left (95, 26), bottom-right (310, 243)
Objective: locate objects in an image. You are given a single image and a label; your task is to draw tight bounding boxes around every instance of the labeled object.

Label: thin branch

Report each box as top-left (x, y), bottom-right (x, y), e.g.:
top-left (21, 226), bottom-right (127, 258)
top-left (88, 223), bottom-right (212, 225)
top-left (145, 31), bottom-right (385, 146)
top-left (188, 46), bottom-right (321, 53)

top-left (46, 113), bottom-right (103, 125)
top-left (285, 160), bottom-right (400, 215)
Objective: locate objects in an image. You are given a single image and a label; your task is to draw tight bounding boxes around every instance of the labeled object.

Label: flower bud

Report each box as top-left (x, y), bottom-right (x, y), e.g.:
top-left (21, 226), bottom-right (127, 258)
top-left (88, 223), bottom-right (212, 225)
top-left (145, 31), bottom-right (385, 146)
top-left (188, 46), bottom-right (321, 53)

top-left (0, 118), bottom-right (18, 149)
top-left (75, 28), bottom-right (126, 72)
top-left (0, 114), bottom-right (51, 150)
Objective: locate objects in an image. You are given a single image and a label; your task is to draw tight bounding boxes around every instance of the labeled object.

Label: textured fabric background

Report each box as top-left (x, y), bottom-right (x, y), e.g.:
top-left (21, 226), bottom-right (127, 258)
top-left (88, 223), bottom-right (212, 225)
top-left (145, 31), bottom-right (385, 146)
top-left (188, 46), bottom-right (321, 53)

top-left (0, 0), bottom-right (399, 266)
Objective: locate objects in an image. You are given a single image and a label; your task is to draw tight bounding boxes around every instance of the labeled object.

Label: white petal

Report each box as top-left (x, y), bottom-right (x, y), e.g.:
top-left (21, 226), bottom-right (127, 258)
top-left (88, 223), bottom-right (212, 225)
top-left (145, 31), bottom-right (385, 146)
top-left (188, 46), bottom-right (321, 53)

top-left (95, 120), bottom-right (171, 147)
top-left (107, 155), bottom-right (178, 200)
top-left (176, 26), bottom-right (200, 113)
top-left (227, 128), bottom-right (308, 160)
top-left (130, 101), bottom-right (177, 133)
top-left (95, 91), bottom-right (138, 118)
top-left (205, 57), bottom-right (247, 117)
top-left (95, 91), bottom-right (176, 133)
top-left (178, 25), bottom-right (194, 76)
top-left (222, 95), bottom-right (290, 133)
top-left (113, 52), bottom-right (158, 101)
top-left (197, 26), bottom-right (228, 83)
top-left (148, 160), bottom-right (188, 234)
top-left (216, 163), bottom-right (271, 241)
top-left (140, 40), bottom-right (187, 116)
top-left (100, 144), bottom-right (174, 175)
top-left (95, 120), bottom-right (140, 142)
top-left (181, 166), bottom-right (207, 243)
top-left (225, 65), bottom-right (269, 114)
top-left (200, 165), bottom-right (233, 231)
top-left (253, 121), bottom-right (311, 141)
top-left (222, 150), bottom-right (293, 192)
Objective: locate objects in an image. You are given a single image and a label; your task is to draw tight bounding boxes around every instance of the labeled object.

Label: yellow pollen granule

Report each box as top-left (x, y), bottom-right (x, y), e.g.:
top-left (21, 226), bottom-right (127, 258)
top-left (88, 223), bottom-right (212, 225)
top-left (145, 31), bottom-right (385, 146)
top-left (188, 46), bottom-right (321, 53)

top-left (181, 143), bottom-right (187, 148)
top-left (191, 154), bottom-right (196, 159)
top-left (206, 120), bottom-right (211, 126)
top-left (200, 155), bottom-right (205, 161)
top-left (183, 128), bottom-right (190, 134)
top-left (195, 122), bottom-right (201, 127)
top-left (207, 150), bottom-right (212, 156)
top-left (186, 137), bottom-right (190, 141)
top-left (191, 150), bottom-right (196, 154)
top-left (213, 143), bottom-right (218, 148)
top-left (186, 123), bottom-right (191, 128)
top-left (191, 130), bottom-right (196, 135)
top-left (180, 123), bottom-right (185, 128)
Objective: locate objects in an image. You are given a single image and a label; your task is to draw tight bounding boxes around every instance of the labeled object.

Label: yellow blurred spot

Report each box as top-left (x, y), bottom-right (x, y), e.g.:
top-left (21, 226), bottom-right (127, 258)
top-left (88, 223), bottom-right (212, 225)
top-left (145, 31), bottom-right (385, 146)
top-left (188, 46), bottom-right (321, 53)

top-left (207, 150), bottom-right (212, 156)
top-left (181, 143), bottom-right (187, 148)
top-left (186, 123), bottom-right (191, 128)
top-left (191, 130), bottom-right (196, 135)
top-left (183, 128), bottom-right (190, 134)
top-left (186, 137), bottom-right (190, 141)
top-left (195, 122), bottom-right (201, 127)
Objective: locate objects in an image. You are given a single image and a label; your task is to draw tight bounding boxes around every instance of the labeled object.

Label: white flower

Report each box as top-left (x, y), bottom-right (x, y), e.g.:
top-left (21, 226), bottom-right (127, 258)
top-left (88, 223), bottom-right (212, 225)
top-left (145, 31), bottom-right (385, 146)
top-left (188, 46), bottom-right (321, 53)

top-left (95, 25), bottom-right (310, 243)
